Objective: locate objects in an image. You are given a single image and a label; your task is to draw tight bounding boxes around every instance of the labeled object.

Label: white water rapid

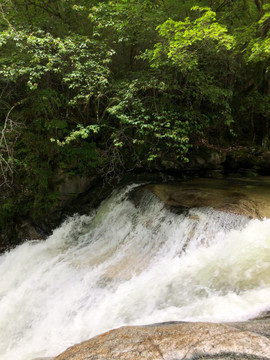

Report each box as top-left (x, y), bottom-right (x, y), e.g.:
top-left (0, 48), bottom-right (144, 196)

top-left (1, 185), bottom-right (270, 360)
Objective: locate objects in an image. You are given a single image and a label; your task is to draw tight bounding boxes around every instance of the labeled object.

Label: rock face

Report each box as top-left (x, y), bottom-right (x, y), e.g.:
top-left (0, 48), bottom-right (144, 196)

top-left (54, 320), bottom-right (270, 360)
top-left (157, 146), bottom-right (270, 177)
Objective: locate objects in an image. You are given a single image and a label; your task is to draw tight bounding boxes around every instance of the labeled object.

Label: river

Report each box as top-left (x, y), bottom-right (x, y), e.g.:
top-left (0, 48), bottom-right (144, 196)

top-left (1, 183), bottom-right (270, 359)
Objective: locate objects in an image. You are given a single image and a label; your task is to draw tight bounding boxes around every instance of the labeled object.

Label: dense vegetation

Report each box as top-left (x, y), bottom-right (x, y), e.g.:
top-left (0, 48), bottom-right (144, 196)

top-left (0, 0), bottom-right (270, 233)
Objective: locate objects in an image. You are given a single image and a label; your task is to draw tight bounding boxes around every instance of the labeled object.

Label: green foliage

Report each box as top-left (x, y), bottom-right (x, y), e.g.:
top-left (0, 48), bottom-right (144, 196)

top-left (106, 77), bottom-right (193, 162)
top-left (1, 0), bottom-right (270, 231)
top-left (54, 124), bottom-right (101, 145)
top-left (0, 29), bottom-right (113, 104)
top-left (152, 7), bottom-right (235, 71)
top-left (148, 6), bottom-right (236, 141)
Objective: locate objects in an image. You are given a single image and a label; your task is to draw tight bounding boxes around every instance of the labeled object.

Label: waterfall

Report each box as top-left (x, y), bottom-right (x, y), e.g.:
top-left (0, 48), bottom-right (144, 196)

top-left (1, 185), bottom-right (270, 360)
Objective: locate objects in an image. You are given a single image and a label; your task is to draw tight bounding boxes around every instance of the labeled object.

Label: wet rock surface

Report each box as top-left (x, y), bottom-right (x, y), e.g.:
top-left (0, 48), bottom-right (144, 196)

top-left (228, 311), bottom-right (270, 339)
top-left (54, 320), bottom-right (270, 360)
top-left (137, 177), bottom-right (270, 219)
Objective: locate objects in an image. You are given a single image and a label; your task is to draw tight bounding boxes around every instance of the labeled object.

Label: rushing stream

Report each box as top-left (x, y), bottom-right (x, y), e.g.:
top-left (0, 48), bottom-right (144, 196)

top-left (1, 184), bottom-right (270, 360)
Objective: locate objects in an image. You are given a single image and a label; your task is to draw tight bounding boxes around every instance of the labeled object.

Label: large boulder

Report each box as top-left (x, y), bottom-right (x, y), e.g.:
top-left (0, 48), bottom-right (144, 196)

top-left (54, 320), bottom-right (270, 360)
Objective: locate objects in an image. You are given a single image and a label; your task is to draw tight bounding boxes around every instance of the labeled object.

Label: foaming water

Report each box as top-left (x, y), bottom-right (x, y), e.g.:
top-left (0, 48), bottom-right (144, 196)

top-left (1, 185), bottom-right (270, 360)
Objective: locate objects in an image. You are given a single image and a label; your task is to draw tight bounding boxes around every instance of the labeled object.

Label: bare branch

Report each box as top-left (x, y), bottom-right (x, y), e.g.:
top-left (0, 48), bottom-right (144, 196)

top-left (0, 1), bottom-right (19, 35)
top-left (0, 99), bottom-right (27, 187)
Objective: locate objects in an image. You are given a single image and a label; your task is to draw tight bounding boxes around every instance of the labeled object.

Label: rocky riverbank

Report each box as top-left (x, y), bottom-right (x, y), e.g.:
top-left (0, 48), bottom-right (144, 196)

top-left (1, 146), bottom-right (270, 252)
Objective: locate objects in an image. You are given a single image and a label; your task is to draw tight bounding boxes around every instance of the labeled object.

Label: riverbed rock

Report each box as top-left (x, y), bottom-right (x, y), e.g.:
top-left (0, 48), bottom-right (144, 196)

top-left (140, 177), bottom-right (270, 219)
top-left (54, 321), bottom-right (270, 360)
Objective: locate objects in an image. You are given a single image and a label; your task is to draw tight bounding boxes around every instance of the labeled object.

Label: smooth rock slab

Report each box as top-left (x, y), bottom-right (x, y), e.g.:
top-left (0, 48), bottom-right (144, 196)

top-left (143, 177), bottom-right (270, 219)
top-left (55, 322), bottom-right (270, 360)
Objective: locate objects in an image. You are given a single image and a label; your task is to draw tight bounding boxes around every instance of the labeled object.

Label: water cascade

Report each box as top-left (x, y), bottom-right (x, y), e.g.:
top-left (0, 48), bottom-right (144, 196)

top-left (1, 185), bottom-right (270, 360)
